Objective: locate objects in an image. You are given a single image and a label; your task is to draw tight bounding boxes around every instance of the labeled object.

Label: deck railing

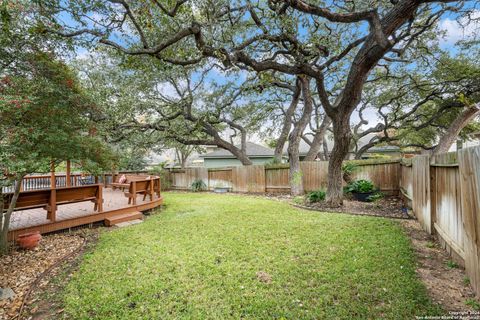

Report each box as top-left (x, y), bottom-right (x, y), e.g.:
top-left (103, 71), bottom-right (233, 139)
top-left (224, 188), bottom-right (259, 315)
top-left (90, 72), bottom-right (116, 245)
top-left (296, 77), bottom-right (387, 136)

top-left (1, 170), bottom-right (153, 193)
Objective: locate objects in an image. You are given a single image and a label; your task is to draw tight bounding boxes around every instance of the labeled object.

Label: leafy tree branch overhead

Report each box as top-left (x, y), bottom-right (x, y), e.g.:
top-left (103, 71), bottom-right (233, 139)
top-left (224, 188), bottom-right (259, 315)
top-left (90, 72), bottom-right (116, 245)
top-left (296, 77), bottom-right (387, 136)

top-left (36, 0), bottom-right (479, 205)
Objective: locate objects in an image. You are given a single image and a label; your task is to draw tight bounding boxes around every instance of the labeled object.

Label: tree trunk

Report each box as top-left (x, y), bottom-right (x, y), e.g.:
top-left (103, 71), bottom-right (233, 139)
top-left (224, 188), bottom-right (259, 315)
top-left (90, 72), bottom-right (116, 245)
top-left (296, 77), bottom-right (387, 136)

top-left (227, 145), bottom-right (253, 165)
top-left (354, 141), bottom-right (378, 160)
top-left (0, 176), bottom-right (23, 255)
top-left (288, 143), bottom-right (303, 195)
top-left (303, 116), bottom-right (332, 161)
top-left (289, 76), bottom-right (313, 196)
top-left (274, 82), bottom-right (301, 163)
top-left (326, 118), bottom-right (352, 207)
top-left (322, 137), bottom-right (329, 160)
top-left (208, 132), bottom-right (253, 166)
top-left (431, 103), bottom-right (480, 156)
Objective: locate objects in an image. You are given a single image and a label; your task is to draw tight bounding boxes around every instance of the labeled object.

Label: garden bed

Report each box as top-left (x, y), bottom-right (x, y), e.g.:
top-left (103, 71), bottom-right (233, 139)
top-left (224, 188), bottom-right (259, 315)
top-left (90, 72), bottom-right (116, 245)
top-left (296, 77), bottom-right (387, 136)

top-left (0, 233), bottom-right (85, 320)
top-left (295, 196), bottom-right (411, 219)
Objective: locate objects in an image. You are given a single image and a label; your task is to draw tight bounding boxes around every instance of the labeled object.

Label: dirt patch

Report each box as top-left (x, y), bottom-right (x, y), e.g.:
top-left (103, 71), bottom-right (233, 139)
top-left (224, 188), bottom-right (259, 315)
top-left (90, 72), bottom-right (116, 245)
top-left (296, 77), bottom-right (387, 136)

top-left (400, 219), bottom-right (478, 313)
top-left (256, 271), bottom-right (272, 284)
top-left (295, 196), bottom-right (410, 219)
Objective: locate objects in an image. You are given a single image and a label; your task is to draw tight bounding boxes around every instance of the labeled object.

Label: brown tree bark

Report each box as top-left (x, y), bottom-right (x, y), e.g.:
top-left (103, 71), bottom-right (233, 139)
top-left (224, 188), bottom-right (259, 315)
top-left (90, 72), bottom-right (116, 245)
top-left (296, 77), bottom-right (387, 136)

top-left (0, 176), bottom-right (24, 255)
top-left (322, 137), bottom-right (329, 160)
top-left (274, 81), bottom-right (301, 163)
top-left (325, 116), bottom-right (352, 207)
top-left (432, 103), bottom-right (480, 156)
top-left (303, 116), bottom-right (332, 161)
top-left (289, 76), bottom-right (313, 196)
top-left (61, 0), bottom-right (450, 205)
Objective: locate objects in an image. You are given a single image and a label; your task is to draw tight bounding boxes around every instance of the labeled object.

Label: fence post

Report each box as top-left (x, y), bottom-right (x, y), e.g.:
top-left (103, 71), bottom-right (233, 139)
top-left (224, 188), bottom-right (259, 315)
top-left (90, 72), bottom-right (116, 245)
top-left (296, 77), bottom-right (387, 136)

top-left (430, 165), bottom-right (437, 235)
top-left (458, 147), bottom-right (480, 295)
top-left (412, 155), bottom-right (431, 234)
top-left (48, 161), bottom-right (57, 222)
top-left (132, 182), bottom-right (137, 205)
top-left (97, 185), bottom-right (103, 212)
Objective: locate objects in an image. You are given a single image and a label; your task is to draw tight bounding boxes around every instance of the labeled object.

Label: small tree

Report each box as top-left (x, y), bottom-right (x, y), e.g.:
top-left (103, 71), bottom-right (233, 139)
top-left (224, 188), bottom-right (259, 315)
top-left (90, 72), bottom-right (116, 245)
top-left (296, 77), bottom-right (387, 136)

top-left (0, 53), bottom-right (115, 254)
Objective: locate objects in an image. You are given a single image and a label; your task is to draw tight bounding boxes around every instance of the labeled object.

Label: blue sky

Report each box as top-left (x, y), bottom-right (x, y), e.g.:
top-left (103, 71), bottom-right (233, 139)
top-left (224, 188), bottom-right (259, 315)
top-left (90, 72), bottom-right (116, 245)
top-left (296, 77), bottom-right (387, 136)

top-left (62, 3), bottom-right (479, 141)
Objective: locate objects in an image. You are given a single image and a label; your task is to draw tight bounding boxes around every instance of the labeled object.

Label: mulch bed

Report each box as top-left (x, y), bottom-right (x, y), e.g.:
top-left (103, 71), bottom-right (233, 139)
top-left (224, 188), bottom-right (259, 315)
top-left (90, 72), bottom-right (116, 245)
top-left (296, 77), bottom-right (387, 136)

top-left (293, 196), bottom-right (411, 219)
top-left (400, 219), bottom-right (478, 313)
top-left (0, 233), bottom-right (85, 320)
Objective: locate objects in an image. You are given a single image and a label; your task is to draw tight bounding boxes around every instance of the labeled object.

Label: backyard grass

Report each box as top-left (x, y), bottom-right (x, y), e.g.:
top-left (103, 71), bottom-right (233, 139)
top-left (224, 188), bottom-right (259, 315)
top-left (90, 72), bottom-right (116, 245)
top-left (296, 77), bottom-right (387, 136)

top-left (63, 192), bottom-right (441, 319)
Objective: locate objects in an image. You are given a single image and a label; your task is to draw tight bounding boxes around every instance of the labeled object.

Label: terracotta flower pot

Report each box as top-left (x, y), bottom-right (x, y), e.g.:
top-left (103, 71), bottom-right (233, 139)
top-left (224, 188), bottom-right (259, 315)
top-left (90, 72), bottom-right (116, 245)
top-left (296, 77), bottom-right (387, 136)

top-left (17, 231), bottom-right (42, 250)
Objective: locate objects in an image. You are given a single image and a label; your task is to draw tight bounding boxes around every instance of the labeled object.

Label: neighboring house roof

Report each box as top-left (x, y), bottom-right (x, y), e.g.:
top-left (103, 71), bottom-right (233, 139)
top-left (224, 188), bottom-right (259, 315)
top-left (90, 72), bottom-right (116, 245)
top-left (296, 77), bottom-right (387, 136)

top-left (200, 142), bottom-right (276, 159)
top-left (292, 133), bottom-right (400, 156)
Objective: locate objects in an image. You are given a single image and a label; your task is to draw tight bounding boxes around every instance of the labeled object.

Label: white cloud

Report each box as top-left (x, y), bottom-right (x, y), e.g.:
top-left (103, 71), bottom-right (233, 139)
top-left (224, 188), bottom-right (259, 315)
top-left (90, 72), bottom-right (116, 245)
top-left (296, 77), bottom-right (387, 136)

top-left (438, 10), bottom-right (480, 46)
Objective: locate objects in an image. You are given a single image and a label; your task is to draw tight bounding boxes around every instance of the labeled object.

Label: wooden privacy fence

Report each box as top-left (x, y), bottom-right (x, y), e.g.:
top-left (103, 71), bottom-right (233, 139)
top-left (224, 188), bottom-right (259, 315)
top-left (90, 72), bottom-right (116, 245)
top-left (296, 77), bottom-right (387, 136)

top-left (401, 146), bottom-right (480, 296)
top-left (168, 159), bottom-right (401, 194)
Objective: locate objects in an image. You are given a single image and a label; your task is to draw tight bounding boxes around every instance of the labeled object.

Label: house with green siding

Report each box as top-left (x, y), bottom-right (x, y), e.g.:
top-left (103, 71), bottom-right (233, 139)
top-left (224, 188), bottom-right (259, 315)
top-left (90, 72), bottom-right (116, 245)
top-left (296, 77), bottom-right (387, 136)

top-left (199, 139), bottom-right (401, 168)
top-left (200, 142), bottom-right (284, 168)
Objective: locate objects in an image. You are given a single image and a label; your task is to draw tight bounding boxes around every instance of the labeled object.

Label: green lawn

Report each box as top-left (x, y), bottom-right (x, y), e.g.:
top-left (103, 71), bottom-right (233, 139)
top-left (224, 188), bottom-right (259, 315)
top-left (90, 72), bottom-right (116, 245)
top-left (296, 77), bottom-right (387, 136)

top-left (63, 193), bottom-right (441, 319)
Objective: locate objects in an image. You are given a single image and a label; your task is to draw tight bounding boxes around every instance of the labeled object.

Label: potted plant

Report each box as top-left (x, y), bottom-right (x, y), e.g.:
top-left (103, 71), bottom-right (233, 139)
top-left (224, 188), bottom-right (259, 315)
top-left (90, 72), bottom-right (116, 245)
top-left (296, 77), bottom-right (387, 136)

top-left (213, 181), bottom-right (230, 193)
top-left (345, 179), bottom-right (376, 202)
top-left (17, 231), bottom-right (42, 250)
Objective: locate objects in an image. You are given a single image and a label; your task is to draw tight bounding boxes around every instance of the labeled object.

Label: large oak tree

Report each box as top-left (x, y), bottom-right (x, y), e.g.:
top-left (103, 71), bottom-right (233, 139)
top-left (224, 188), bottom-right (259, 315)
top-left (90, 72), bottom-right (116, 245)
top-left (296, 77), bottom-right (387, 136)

top-left (40, 0), bottom-right (476, 205)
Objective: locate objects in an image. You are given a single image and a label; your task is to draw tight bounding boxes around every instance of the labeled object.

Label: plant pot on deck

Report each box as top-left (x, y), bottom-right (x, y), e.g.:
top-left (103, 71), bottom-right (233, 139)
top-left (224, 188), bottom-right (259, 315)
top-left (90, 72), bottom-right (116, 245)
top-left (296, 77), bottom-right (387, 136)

top-left (352, 191), bottom-right (374, 202)
top-left (17, 231), bottom-right (42, 250)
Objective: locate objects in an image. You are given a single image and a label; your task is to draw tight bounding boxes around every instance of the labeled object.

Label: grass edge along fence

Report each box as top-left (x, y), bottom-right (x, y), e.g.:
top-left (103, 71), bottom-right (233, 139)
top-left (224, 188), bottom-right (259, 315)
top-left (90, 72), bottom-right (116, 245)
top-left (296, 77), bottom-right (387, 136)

top-left (400, 146), bottom-right (480, 297)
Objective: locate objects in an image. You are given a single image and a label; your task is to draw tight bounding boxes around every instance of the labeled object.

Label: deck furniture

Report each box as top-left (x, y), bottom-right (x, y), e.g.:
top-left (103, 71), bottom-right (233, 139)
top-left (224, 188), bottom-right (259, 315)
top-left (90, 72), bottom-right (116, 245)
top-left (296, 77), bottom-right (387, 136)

top-left (111, 174), bottom-right (150, 191)
top-left (3, 184), bottom-right (103, 221)
top-left (125, 179), bottom-right (154, 205)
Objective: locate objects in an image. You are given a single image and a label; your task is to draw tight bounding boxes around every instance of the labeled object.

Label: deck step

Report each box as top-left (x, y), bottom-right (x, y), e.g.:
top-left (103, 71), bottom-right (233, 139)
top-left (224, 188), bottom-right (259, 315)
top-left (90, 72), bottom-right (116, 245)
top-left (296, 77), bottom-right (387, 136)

top-left (114, 219), bottom-right (143, 228)
top-left (105, 211), bottom-right (143, 227)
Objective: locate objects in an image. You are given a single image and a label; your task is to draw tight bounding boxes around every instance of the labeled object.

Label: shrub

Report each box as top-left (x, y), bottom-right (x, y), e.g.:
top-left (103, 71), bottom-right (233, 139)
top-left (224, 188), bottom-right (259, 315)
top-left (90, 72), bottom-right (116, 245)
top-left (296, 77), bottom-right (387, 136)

top-left (367, 192), bottom-right (384, 202)
top-left (345, 179), bottom-right (375, 193)
top-left (149, 165), bottom-right (171, 190)
top-left (191, 179), bottom-right (207, 192)
top-left (292, 196), bottom-right (305, 205)
top-left (307, 190), bottom-right (326, 203)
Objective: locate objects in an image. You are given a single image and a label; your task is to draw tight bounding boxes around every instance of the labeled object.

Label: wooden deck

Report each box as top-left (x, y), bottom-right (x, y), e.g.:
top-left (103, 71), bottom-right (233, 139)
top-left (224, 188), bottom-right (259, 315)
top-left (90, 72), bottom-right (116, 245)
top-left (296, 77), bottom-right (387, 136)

top-left (8, 187), bottom-right (163, 240)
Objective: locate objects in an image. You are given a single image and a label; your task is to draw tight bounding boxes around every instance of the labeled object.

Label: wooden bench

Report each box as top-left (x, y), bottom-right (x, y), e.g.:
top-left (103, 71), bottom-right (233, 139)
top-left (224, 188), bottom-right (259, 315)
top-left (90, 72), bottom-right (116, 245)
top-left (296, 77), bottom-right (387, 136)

top-left (111, 174), bottom-right (150, 191)
top-left (3, 185), bottom-right (103, 221)
top-left (124, 180), bottom-right (153, 205)
top-left (56, 185), bottom-right (103, 211)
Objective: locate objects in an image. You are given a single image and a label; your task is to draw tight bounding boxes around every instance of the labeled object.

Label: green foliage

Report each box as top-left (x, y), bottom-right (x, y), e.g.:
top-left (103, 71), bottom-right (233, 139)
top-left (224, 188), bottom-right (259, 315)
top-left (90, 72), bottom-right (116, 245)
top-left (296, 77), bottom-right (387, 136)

top-left (292, 171), bottom-right (303, 185)
top-left (365, 153), bottom-right (392, 159)
top-left (426, 241), bottom-right (436, 249)
top-left (0, 52), bottom-right (115, 188)
top-left (446, 260), bottom-right (459, 269)
top-left (342, 163), bottom-right (358, 176)
top-left (345, 180), bottom-right (376, 194)
top-left (62, 193), bottom-right (442, 318)
top-left (366, 55), bottom-right (480, 151)
top-left (264, 162), bottom-right (289, 169)
top-left (149, 165), bottom-right (171, 191)
top-left (366, 192), bottom-right (384, 202)
top-left (191, 179), bottom-right (207, 192)
top-left (265, 138), bottom-right (278, 149)
top-left (307, 190), bottom-right (326, 203)
top-left (465, 299), bottom-right (480, 311)
top-left (117, 149), bottom-right (149, 171)
top-left (292, 196), bottom-right (304, 205)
